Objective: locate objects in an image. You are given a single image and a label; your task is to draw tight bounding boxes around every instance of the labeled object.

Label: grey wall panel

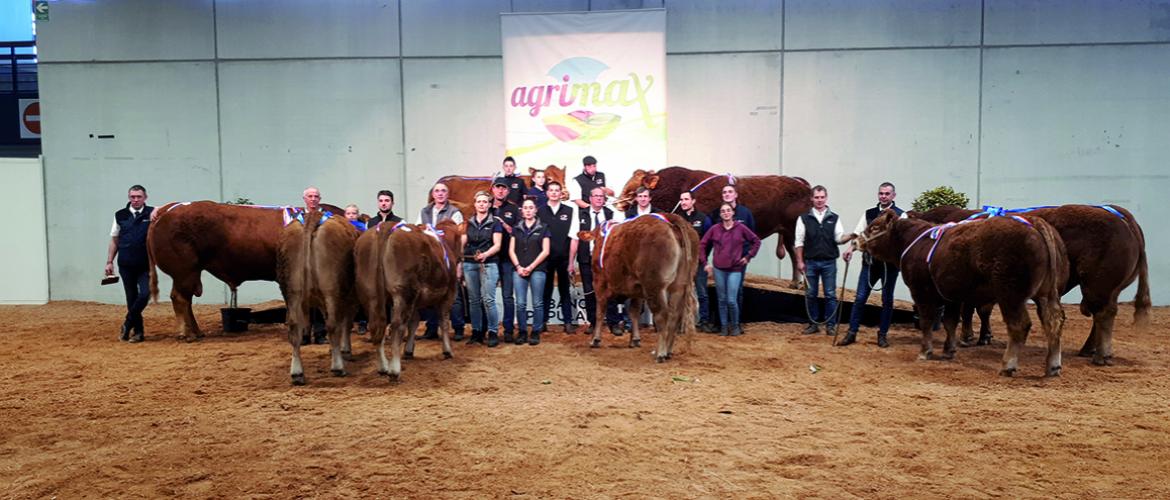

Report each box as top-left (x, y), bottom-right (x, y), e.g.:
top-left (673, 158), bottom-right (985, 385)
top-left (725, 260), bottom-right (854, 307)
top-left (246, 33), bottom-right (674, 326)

top-left (785, 0), bottom-right (981, 50)
top-left (402, 59), bottom-right (505, 221)
top-left (783, 49), bottom-right (981, 293)
top-left (218, 59), bottom-right (405, 304)
top-left (39, 63), bottom-right (221, 302)
top-left (401, 0), bottom-right (510, 57)
top-left (511, 0), bottom-right (590, 12)
top-left (591, 0), bottom-right (665, 9)
top-left (981, 44), bottom-right (1170, 304)
top-left (986, 0), bottom-right (1170, 45)
top-left (666, 0), bottom-right (782, 53)
top-left (36, 0), bottom-right (214, 62)
top-left (216, 0), bottom-right (400, 59)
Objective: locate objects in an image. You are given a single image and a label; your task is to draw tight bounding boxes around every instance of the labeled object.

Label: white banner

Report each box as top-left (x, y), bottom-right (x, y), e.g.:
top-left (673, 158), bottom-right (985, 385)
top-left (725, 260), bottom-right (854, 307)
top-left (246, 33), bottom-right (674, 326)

top-left (502, 10), bottom-right (666, 199)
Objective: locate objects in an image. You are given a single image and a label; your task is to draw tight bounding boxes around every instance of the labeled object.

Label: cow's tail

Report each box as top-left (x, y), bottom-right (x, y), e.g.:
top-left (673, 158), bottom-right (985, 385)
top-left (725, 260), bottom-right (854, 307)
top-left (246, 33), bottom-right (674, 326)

top-left (148, 220), bottom-right (160, 303)
top-left (303, 211), bottom-right (324, 299)
top-left (667, 215), bottom-right (698, 337)
top-left (1035, 218), bottom-right (1068, 313)
top-left (1116, 205), bottom-right (1152, 329)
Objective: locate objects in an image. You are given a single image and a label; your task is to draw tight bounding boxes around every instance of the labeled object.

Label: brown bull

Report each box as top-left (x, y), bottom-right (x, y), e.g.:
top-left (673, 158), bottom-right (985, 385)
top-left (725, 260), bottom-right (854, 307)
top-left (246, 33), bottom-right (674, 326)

top-left (432, 165), bottom-right (566, 218)
top-left (147, 201), bottom-right (347, 340)
top-left (914, 204), bottom-right (1151, 365)
top-left (276, 211), bottom-right (360, 385)
top-left (578, 213), bottom-right (699, 362)
top-left (369, 220), bottom-right (464, 382)
top-left (860, 210), bottom-right (1068, 376)
top-left (616, 167), bottom-right (811, 285)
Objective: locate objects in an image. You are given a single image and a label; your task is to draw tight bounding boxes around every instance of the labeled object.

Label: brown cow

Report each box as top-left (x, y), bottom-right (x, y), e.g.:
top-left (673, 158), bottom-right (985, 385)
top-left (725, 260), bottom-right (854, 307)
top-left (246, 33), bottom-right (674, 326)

top-left (432, 165), bottom-right (567, 218)
top-left (859, 210), bottom-right (1068, 376)
top-left (578, 213), bottom-right (699, 362)
top-left (148, 201), bottom-right (347, 340)
top-left (370, 220), bottom-right (464, 382)
top-left (914, 204), bottom-right (1151, 365)
top-left (276, 211), bottom-right (360, 385)
top-left (616, 167), bottom-right (811, 286)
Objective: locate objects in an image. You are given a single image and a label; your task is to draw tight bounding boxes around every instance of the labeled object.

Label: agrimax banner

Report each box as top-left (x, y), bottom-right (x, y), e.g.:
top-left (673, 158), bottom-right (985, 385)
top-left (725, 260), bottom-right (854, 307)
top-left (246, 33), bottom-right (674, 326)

top-left (502, 9), bottom-right (666, 197)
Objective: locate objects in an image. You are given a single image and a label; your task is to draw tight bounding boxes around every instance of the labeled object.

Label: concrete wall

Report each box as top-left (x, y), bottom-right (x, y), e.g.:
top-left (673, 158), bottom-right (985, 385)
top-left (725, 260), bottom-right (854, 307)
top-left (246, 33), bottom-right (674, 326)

top-left (31, 0), bottom-right (1170, 306)
top-left (0, 157), bottom-right (48, 304)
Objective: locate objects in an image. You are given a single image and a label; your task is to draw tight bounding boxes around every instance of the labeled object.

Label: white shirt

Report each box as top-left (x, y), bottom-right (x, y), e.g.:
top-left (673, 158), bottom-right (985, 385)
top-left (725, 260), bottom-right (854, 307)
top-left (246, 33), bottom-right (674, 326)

top-left (794, 206), bottom-right (846, 248)
top-left (110, 208), bottom-right (144, 237)
top-left (852, 205), bottom-right (909, 235)
top-left (634, 204), bottom-right (654, 216)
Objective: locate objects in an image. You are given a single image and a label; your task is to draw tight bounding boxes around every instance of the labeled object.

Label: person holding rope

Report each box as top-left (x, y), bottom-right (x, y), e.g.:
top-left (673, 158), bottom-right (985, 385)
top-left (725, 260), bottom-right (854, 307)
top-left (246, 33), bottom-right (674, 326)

top-left (578, 186), bottom-right (625, 336)
top-left (462, 191), bottom-right (505, 347)
top-left (795, 185), bottom-right (849, 336)
top-left (699, 202), bottom-right (761, 337)
top-left (676, 191), bottom-right (715, 333)
top-left (838, 182), bottom-right (905, 348)
top-left (418, 182), bottom-right (466, 341)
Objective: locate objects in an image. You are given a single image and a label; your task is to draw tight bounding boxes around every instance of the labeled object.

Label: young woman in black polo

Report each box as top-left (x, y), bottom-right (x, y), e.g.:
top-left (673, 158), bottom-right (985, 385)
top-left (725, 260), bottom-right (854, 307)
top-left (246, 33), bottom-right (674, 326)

top-left (509, 198), bottom-right (551, 345)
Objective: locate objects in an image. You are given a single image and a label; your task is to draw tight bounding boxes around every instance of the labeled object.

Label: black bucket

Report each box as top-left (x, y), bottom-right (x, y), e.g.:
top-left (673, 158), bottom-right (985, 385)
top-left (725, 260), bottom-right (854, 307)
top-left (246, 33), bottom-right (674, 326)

top-left (220, 307), bottom-right (252, 333)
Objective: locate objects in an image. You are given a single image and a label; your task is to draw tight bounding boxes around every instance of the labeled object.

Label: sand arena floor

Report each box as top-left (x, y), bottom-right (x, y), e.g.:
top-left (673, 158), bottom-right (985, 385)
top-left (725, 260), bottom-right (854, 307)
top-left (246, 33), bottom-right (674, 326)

top-left (1, 300), bottom-right (1167, 498)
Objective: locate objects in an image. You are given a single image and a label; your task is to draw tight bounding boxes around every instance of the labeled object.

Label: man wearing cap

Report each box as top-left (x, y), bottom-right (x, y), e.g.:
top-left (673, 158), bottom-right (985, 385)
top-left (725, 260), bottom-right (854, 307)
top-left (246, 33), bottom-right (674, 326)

top-left (106, 184), bottom-right (154, 343)
top-left (573, 155), bottom-right (614, 209)
top-left (491, 177), bottom-right (523, 342)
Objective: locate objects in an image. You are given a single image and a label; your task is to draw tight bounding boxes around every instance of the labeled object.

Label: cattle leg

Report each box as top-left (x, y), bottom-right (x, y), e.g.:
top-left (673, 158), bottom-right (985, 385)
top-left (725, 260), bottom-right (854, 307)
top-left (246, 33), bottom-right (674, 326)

top-left (438, 300), bottom-right (454, 360)
top-left (379, 302), bottom-right (408, 381)
top-left (590, 288), bottom-right (608, 349)
top-left (648, 290), bottom-right (670, 361)
top-left (915, 303), bottom-right (939, 360)
top-left (287, 302), bottom-right (309, 386)
top-left (976, 304), bottom-right (994, 345)
top-left (1035, 296), bottom-right (1065, 377)
top-left (998, 302), bottom-right (1032, 377)
top-left (959, 303), bottom-right (977, 347)
top-left (629, 300), bottom-right (643, 348)
top-left (170, 287), bottom-right (202, 342)
top-left (1078, 323), bottom-right (1098, 358)
top-left (405, 314), bottom-right (419, 359)
top-left (325, 300), bottom-right (348, 377)
top-left (1089, 304), bottom-right (1118, 367)
top-left (940, 303), bottom-right (961, 360)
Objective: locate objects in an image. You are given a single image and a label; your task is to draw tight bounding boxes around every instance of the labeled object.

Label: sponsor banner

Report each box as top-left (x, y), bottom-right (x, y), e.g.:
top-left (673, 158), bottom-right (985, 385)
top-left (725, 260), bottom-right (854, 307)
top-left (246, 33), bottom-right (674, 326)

top-left (502, 10), bottom-right (666, 199)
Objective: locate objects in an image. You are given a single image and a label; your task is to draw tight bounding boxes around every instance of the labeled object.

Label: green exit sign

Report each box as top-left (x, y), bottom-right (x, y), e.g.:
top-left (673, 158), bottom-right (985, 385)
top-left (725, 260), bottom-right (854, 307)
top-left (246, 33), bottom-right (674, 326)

top-left (35, 1), bottom-right (49, 22)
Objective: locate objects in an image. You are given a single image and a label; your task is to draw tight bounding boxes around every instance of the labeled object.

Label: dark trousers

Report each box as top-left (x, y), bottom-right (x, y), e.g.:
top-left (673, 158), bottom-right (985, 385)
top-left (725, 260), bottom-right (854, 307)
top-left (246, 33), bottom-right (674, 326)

top-left (423, 284), bottom-right (465, 334)
top-left (848, 260), bottom-right (900, 334)
top-left (119, 263), bottom-right (150, 332)
top-left (498, 260), bottom-right (516, 334)
top-left (543, 253), bottom-right (573, 324)
top-left (579, 258), bottom-right (621, 327)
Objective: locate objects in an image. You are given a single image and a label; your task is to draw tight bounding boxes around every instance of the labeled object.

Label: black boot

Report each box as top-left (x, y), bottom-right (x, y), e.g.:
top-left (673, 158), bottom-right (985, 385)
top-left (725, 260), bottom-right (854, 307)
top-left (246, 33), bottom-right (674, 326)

top-left (502, 330), bottom-right (514, 344)
top-left (719, 325), bottom-right (729, 337)
top-left (453, 328), bottom-right (465, 342)
top-left (515, 329), bottom-right (528, 345)
top-left (466, 330), bottom-right (484, 345)
top-left (877, 333), bottom-right (890, 348)
top-left (487, 331), bottom-right (500, 348)
top-left (529, 330), bottom-right (541, 345)
top-left (119, 321), bottom-right (131, 342)
top-left (837, 330), bottom-right (857, 347)
top-left (129, 325), bottom-right (145, 344)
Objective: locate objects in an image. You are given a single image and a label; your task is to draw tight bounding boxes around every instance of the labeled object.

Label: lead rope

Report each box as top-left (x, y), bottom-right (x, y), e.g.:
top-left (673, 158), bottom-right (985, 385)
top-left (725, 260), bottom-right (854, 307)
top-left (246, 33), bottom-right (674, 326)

top-left (800, 256), bottom-right (851, 331)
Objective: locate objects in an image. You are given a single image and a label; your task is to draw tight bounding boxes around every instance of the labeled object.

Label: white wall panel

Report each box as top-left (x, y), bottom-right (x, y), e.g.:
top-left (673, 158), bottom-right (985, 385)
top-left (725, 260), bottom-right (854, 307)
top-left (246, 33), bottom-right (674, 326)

top-left (216, 0), bottom-right (400, 59)
top-left (36, 0), bottom-right (214, 62)
top-left (785, 0), bottom-right (980, 50)
top-left (0, 158), bottom-right (48, 304)
top-left (402, 59), bottom-right (505, 221)
top-left (666, 0), bottom-right (782, 53)
top-left (783, 49), bottom-right (981, 294)
top-left (39, 63), bottom-right (221, 303)
top-left (982, 44), bottom-right (1170, 304)
top-left (401, 0), bottom-right (510, 56)
top-left (511, 0), bottom-right (590, 12)
top-left (986, 0), bottom-right (1170, 45)
top-left (590, 0), bottom-right (665, 9)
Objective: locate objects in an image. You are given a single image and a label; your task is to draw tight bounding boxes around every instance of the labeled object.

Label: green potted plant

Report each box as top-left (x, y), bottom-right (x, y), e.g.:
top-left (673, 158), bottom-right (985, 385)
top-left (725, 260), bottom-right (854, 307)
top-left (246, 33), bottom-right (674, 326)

top-left (911, 186), bottom-right (970, 213)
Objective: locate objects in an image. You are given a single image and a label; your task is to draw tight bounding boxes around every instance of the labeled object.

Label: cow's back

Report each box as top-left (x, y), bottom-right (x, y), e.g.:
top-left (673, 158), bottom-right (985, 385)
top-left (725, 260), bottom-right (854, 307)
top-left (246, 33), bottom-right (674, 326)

top-left (151, 201), bottom-right (285, 286)
top-left (927, 218), bottom-right (1051, 305)
top-left (594, 216), bottom-right (685, 295)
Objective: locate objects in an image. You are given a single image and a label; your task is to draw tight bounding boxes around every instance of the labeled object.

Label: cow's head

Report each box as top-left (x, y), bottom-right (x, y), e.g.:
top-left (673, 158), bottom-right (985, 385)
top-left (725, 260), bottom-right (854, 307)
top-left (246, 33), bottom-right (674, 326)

top-left (544, 165), bottom-right (567, 187)
top-left (857, 209), bottom-right (900, 262)
top-left (615, 169), bottom-right (657, 212)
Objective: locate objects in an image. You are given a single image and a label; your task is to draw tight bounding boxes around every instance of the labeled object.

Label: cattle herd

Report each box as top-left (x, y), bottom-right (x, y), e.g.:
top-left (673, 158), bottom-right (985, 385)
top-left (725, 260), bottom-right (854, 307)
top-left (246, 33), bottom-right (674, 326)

top-left (144, 167), bottom-right (1150, 385)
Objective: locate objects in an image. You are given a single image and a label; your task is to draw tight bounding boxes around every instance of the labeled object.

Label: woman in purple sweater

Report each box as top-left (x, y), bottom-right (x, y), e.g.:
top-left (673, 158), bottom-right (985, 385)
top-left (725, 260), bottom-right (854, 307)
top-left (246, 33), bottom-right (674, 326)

top-left (699, 202), bottom-right (762, 336)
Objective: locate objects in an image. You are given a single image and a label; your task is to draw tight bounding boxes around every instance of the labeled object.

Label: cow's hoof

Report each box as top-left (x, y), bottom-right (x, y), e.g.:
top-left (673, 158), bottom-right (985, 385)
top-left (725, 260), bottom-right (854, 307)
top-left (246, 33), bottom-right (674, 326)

top-left (388, 373), bottom-right (401, 384)
top-left (976, 335), bottom-right (992, 346)
top-left (331, 369), bottom-right (347, 377)
top-left (999, 368), bottom-right (1016, 377)
top-left (178, 334), bottom-right (199, 343)
top-left (631, 338), bottom-right (641, 348)
top-left (1047, 366), bottom-right (1062, 377)
top-left (291, 374), bottom-right (306, 386)
top-left (377, 368), bottom-right (388, 376)
top-left (1091, 356), bottom-right (1113, 367)
top-left (443, 351), bottom-right (453, 360)
top-left (403, 351), bottom-right (414, 360)
top-left (655, 356), bottom-right (667, 363)
top-left (590, 339), bottom-right (601, 348)
top-left (341, 350), bottom-right (353, 361)
top-left (940, 351), bottom-right (956, 360)
top-left (665, 352), bottom-right (673, 360)
top-left (1078, 347), bottom-right (1096, 358)
top-left (917, 352), bottom-right (932, 361)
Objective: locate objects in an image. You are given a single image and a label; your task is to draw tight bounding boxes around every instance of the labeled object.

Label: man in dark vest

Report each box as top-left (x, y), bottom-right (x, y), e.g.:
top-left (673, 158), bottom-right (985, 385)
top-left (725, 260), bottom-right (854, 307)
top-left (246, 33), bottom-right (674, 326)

top-left (676, 191), bottom-right (715, 333)
top-left (794, 185), bottom-right (848, 336)
top-left (490, 178), bottom-right (523, 342)
top-left (418, 182), bottom-right (465, 340)
top-left (106, 184), bottom-right (154, 343)
top-left (838, 182), bottom-right (904, 348)
top-left (578, 186), bottom-right (625, 335)
top-left (539, 181), bottom-right (580, 332)
top-left (573, 155), bottom-right (614, 209)
top-left (366, 189), bottom-right (402, 227)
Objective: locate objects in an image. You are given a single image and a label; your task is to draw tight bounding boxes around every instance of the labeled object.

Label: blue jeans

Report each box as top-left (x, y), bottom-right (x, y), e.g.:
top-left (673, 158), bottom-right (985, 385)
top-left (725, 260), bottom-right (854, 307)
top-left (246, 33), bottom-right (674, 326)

top-left (712, 268), bottom-right (744, 327)
top-left (805, 259), bottom-right (838, 327)
top-left (498, 260), bottom-right (516, 333)
top-left (514, 270), bottom-right (546, 333)
top-left (848, 259), bottom-right (900, 334)
top-left (463, 261), bottom-right (499, 334)
top-left (695, 265), bottom-right (710, 324)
